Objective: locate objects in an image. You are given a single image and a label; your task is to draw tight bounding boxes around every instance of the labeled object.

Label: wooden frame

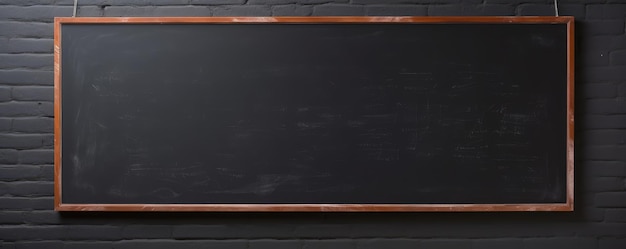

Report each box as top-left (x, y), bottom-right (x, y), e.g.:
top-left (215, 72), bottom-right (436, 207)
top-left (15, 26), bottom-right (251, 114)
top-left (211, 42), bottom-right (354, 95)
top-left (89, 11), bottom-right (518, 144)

top-left (54, 16), bottom-right (574, 212)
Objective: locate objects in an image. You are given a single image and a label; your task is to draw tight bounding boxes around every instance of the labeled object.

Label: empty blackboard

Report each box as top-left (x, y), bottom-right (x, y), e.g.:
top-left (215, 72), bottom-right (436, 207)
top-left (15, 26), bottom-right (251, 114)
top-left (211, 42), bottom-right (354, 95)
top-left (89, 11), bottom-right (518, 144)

top-left (54, 17), bottom-right (574, 211)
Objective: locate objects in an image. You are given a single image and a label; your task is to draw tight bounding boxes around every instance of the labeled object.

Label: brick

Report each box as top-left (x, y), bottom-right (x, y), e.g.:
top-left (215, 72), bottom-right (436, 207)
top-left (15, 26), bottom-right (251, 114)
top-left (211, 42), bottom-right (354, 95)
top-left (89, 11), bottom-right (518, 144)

top-left (0, 149), bottom-right (19, 164)
top-left (582, 115), bottom-right (626, 129)
top-left (12, 117), bottom-right (53, 133)
top-left (428, 4), bottom-right (515, 16)
top-left (19, 149), bottom-right (54, 164)
top-left (0, 165), bottom-right (43, 181)
top-left (349, 224), bottom-right (423, 238)
top-left (587, 4), bottom-right (626, 19)
top-left (583, 145), bottom-right (626, 161)
top-left (0, 0), bottom-right (55, 5)
top-left (0, 197), bottom-right (53, 210)
top-left (610, 50), bottom-right (626, 65)
top-left (365, 5), bottom-right (428, 16)
top-left (354, 0), bottom-right (462, 3)
top-left (0, 21), bottom-right (53, 38)
top-left (172, 225), bottom-right (236, 239)
top-left (248, 0), bottom-right (299, 4)
top-left (0, 118), bottom-right (11, 131)
top-left (419, 239), bottom-right (471, 249)
top-left (22, 210), bottom-right (62, 224)
top-left (75, 6), bottom-right (104, 17)
top-left (471, 239), bottom-right (523, 249)
top-left (0, 118), bottom-right (11, 132)
top-left (63, 242), bottom-right (114, 249)
top-left (605, 209), bottom-right (626, 222)
top-left (153, 6), bottom-right (212, 16)
top-left (558, 4), bottom-right (586, 19)
top-left (582, 20), bottom-right (625, 36)
top-left (249, 239), bottom-right (302, 249)
top-left (600, 238), bottom-right (626, 249)
top-left (0, 38), bottom-right (52, 54)
top-left (1, 242), bottom-right (16, 249)
top-left (485, 0), bottom-right (554, 3)
top-left (40, 101), bottom-right (54, 116)
top-left (212, 5), bottom-right (272, 16)
top-left (286, 0), bottom-right (350, 3)
top-left (103, 6), bottom-right (212, 17)
top-left (0, 181), bottom-right (53, 197)
top-left (559, 0), bottom-right (605, 2)
top-left (523, 238), bottom-right (597, 249)
top-left (582, 223), bottom-right (626, 237)
top-left (0, 225), bottom-right (121, 241)
top-left (38, 102), bottom-right (54, 117)
top-left (586, 98), bottom-right (626, 114)
top-left (582, 35), bottom-right (612, 52)
top-left (582, 130), bottom-right (626, 145)
top-left (14, 241), bottom-right (63, 249)
top-left (0, 54), bottom-right (52, 70)
top-left (587, 177), bottom-right (626, 192)
top-left (0, 211), bottom-right (25, 224)
top-left (173, 225), bottom-right (294, 239)
top-left (582, 207), bottom-right (608, 222)
top-left (40, 164), bottom-right (53, 180)
top-left (584, 161), bottom-right (626, 177)
top-left (313, 4), bottom-right (366, 16)
top-left (356, 239), bottom-right (420, 249)
top-left (608, 35), bottom-right (626, 50)
top-left (114, 240), bottom-right (247, 249)
top-left (580, 83), bottom-right (616, 99)
top-left (577, 204), bottom-right (606, 220)
top-left (11, 86), bottom-right (53, 101)
top-left (620, 83), bottom-right (626, 97)
top-left (578, 192), bottom-right (599, 207)
top-left (0, 69), bottom-right (52, 85)
top-left (122, 225), bottom-right (172, 239)
top-left (581, 50), bottom-right (610, 66)
top-left (0, 102), bottom-right (52, 117)
top-left (0, 6), bottom-right (73, 22)
top-left (293, 224), bottom-right (352, 238)
top-left (0, 86), bottom-right (10, 102)
top-left (190, 0), bottom-right (247, 5)
top-left (272, 5), bottom-right (314, 16)
top-left (65, 226), bottom-right (122, 240)
top-left (596, 192), bottom-right (626, 207)
top-left (0, 134), bottom-right (53, 149)
top-left (102, 6), bottom-right (155, 17)
top-left (516, 4), bottom-right (556, 16)
top-left (76, 0), bottom-right (190, 5)
top-left (0, 134), bottom-right (54, 149)
top-left (303, 239), bottom-right (354, 249)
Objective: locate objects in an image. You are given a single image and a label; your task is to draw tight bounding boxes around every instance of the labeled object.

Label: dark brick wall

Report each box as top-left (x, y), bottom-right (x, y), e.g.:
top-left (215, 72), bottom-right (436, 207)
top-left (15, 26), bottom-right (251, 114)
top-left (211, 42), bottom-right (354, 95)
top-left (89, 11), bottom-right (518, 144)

top-left (0, 0), bottom-right (625, 248)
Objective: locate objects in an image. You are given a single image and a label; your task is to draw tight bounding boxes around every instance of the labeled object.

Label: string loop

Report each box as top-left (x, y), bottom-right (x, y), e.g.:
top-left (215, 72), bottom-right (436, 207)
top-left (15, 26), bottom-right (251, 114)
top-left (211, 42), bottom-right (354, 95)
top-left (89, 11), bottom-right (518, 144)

top-left (554, 0), bottom-right (559, 17)
top-left (73, 0), bottom-right (78, 17)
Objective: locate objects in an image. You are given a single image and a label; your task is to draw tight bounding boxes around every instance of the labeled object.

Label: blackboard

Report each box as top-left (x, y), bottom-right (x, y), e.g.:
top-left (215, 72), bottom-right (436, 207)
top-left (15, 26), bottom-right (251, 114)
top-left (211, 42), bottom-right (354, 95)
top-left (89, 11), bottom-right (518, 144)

top-left (54, 17), bottom-right (574, 212)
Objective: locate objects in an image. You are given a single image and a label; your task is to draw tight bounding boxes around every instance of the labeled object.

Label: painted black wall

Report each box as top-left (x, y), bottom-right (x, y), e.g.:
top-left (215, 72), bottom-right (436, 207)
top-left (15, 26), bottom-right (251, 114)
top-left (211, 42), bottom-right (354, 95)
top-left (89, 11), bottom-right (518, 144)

top-left (0, 0), bottom-right (625, 248)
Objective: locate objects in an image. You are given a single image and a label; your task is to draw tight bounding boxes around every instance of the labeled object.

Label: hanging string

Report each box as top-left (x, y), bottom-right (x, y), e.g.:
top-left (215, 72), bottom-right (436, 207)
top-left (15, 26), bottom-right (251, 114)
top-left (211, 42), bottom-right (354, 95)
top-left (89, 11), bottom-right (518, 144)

top-left (554, 0), bottom-right (559, 17)
top-left (73, 0), bottom-right (78, 17)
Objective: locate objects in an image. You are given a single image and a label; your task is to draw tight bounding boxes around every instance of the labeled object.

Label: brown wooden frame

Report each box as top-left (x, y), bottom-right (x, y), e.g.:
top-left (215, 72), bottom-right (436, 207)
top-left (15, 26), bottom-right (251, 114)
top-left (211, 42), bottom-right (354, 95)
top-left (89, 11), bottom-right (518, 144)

top-left (54, 16), bottom-right (574, 212)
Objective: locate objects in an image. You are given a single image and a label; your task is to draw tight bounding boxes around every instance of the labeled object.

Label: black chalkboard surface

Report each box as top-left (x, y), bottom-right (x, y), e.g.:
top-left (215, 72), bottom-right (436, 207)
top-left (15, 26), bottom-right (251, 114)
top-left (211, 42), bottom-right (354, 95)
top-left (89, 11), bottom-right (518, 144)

top-left (54, 17), bottom-right (574, 212)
